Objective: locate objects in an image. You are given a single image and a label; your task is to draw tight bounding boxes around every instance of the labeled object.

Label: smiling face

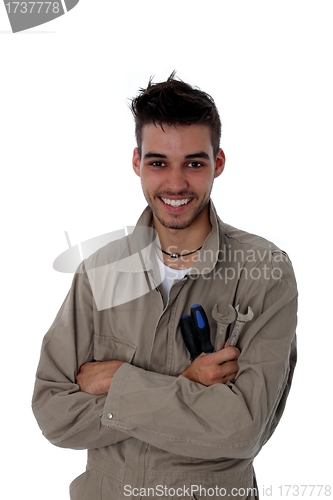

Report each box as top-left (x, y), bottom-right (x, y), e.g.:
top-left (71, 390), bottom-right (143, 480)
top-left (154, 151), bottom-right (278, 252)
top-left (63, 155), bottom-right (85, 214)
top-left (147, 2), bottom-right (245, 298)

top-left (132, 123), bottom-right (225, 233)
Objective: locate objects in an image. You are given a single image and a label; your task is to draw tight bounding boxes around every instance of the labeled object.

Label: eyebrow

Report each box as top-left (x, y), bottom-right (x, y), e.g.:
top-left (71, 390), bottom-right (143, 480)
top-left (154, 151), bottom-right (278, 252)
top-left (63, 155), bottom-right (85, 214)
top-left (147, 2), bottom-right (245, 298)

top-left (143, 151), bottom-right (211, 160)
top-left (143, 152), bottom-right (167, 159)
top-left (185, 152), bottom-right (210, 160)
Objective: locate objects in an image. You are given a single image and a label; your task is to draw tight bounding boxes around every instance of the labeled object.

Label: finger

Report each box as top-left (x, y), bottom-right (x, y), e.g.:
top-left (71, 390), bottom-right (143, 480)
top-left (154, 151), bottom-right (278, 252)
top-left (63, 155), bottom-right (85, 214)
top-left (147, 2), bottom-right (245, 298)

top-left (210, 346), bottom-right (240, 364)
top-left (221, 372), bottom-right (238, 384)
top-left (204, 359), bottom-right (239, 385)
top-left (218, 360), bottom-right (239, 380)
top-left (223, 346), bottom-right (240, 359)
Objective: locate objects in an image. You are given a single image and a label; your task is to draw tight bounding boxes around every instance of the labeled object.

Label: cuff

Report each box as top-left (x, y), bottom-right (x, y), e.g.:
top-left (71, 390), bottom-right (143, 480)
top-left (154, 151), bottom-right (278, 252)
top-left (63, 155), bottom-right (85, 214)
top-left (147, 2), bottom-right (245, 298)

top-left (101, 362), bottom-right (137, 430)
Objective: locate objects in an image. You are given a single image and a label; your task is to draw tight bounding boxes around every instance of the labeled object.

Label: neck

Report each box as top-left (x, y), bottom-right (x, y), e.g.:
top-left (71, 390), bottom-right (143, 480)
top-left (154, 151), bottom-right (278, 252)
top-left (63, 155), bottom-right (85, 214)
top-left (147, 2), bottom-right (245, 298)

top-left (153, 206), bottom-right (212, 269)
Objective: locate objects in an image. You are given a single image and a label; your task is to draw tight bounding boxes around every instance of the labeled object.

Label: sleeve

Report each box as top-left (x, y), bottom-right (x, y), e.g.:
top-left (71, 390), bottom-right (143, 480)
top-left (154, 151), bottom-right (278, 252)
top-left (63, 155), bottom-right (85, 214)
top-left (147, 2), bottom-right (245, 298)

top-left (31, 262), bottom-right (131, 450)
top-left (100, 257), bottom-right (298, 460)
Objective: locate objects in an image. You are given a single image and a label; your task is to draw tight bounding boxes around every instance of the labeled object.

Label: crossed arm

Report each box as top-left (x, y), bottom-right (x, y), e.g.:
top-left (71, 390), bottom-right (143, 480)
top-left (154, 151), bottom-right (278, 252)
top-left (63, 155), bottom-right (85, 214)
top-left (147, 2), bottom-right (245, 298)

top-left (33, 257), bottom-right (297, 457)
top-left (76, 346), bottom-right (240, 395)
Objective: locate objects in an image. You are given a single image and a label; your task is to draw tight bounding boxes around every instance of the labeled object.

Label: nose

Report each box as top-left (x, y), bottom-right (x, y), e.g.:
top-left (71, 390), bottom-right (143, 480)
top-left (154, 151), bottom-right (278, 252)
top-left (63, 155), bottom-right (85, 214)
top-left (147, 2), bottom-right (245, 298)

top-left (167, 166), bottom-right (189, 193)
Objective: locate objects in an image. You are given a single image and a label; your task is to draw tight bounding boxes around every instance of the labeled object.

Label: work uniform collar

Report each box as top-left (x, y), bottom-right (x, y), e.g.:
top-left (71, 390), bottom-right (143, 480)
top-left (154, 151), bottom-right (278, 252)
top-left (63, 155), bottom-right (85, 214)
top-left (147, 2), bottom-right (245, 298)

top-left (134, 201), bottom-right (221, 276)
top-left (84, 202), bottom-right (222, 311)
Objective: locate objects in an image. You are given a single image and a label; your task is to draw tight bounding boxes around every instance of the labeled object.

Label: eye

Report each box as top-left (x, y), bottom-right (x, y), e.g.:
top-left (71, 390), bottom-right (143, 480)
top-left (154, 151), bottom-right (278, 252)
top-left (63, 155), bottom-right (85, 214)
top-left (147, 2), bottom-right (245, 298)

top-left (187, 161), bottom-right (204, 168)
top-left (151, 161), bottom-right (166, 167)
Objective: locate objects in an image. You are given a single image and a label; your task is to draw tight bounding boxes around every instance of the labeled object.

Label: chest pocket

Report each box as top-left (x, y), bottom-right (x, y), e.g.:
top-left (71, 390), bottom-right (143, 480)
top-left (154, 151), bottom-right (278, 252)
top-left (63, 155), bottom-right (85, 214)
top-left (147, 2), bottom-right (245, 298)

top-left (93, 335), bottom-right (137, 363)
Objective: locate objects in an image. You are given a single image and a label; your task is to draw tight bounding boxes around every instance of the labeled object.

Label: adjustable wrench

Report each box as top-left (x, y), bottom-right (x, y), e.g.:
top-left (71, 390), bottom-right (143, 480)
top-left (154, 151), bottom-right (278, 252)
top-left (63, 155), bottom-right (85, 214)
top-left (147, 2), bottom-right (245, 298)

top-left (226, 305), bottom-right (254, 347)
top-left (212, 304), bottom-right (237, 351)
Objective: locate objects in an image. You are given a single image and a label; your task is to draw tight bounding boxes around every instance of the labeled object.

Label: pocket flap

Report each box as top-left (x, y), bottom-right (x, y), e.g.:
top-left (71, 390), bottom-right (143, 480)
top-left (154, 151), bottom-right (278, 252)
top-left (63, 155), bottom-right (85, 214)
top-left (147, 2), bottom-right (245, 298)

top-left (94, 335), bottom-right (137, 363)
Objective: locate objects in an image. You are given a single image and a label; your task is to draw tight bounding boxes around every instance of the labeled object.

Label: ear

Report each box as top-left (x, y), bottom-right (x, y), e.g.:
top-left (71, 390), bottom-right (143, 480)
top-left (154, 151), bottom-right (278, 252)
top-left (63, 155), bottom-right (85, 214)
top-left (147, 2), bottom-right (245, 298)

top-left (132, 147), bottom-right (141, 177)
top-left (214, 149), bottom-right (226, 179)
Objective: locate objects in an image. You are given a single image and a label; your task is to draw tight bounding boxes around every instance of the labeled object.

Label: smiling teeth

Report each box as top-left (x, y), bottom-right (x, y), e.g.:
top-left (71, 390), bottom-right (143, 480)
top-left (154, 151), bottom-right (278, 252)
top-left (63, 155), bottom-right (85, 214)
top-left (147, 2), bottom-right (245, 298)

top-left (161, 198), bottom-right (191, 207)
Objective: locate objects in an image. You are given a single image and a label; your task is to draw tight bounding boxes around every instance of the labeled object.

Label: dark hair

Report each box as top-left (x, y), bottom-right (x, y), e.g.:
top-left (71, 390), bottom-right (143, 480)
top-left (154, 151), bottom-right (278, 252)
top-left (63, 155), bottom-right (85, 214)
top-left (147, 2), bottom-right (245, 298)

top-left (130, 72), bottom-right (221, 156)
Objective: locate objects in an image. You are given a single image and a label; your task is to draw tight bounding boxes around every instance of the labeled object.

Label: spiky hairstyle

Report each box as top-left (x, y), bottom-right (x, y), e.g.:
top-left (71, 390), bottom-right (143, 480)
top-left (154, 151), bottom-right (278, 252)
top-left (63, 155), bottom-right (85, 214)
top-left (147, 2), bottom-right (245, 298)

top-left (130, 72), bottom-right (221, 156)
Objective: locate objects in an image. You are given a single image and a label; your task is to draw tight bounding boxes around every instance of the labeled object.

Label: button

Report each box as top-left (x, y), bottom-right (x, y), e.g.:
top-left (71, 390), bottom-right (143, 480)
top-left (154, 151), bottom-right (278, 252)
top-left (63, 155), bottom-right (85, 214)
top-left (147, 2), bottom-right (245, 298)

top-left (106, 413), bottom-right (113, 420)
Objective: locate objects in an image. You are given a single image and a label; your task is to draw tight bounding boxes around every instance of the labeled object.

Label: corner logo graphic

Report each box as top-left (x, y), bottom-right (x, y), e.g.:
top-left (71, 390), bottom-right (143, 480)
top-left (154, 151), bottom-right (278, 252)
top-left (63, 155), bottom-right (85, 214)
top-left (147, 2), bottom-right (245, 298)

top-left (53, 229), bottom-right (135, 274)
top-left (53, 228), bottom-right (165, 311)
top-left (3, 0), bottom-right (79, 33)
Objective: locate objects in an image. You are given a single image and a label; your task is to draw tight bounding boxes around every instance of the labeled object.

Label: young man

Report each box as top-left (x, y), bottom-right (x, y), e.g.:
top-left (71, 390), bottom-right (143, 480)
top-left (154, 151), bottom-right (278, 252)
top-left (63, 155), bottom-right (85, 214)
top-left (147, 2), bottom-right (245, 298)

top-left (32, 74), bottom-right (297, 500)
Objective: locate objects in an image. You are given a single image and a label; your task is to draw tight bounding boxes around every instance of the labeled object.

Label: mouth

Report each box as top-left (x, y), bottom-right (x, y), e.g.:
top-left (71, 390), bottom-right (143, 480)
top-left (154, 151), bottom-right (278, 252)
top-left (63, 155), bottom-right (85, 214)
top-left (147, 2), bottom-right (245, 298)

top-left (160, 197), bottom-right (192, 208)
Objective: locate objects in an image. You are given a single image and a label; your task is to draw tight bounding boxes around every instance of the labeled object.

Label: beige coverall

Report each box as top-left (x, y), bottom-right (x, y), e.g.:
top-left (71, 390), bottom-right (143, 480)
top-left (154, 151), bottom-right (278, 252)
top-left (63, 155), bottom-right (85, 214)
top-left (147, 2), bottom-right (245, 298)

top-left (32, 202), bottom-right (298, 500)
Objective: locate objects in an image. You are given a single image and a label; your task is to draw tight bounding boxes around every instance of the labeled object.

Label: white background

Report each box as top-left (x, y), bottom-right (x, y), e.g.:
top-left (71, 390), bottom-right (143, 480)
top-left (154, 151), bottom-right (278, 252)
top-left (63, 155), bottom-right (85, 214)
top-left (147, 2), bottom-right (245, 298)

top-left (1, 1), bottom-right (332, 498)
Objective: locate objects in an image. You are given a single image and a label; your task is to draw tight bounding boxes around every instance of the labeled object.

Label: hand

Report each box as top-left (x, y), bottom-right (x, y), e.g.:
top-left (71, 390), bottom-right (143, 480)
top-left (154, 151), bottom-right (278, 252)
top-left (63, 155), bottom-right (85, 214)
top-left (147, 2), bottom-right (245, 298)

top-left (76, 360), bottom-right (124, 395)
top-left (180, 347), bottom-right (240, 386)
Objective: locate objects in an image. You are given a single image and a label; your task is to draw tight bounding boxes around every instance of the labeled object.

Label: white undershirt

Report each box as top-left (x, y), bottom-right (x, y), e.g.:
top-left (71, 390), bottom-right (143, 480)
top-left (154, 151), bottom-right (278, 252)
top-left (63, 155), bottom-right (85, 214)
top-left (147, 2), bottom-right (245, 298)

top-left (156, 255), bottom-right (190, 305)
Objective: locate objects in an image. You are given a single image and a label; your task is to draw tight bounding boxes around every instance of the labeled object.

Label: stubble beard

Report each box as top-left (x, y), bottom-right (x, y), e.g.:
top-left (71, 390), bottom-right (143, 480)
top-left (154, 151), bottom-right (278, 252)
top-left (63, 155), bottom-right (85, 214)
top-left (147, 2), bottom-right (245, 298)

top-left (146, 193), bottom-right (210, 230)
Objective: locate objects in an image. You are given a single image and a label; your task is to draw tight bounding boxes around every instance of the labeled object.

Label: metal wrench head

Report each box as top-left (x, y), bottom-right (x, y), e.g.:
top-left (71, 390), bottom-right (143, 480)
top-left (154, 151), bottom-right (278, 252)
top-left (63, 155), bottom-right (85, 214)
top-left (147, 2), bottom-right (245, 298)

top-left (235, 305), bottom-right (254, 323)
top-left (212, 304), bottom-right (237, 325)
